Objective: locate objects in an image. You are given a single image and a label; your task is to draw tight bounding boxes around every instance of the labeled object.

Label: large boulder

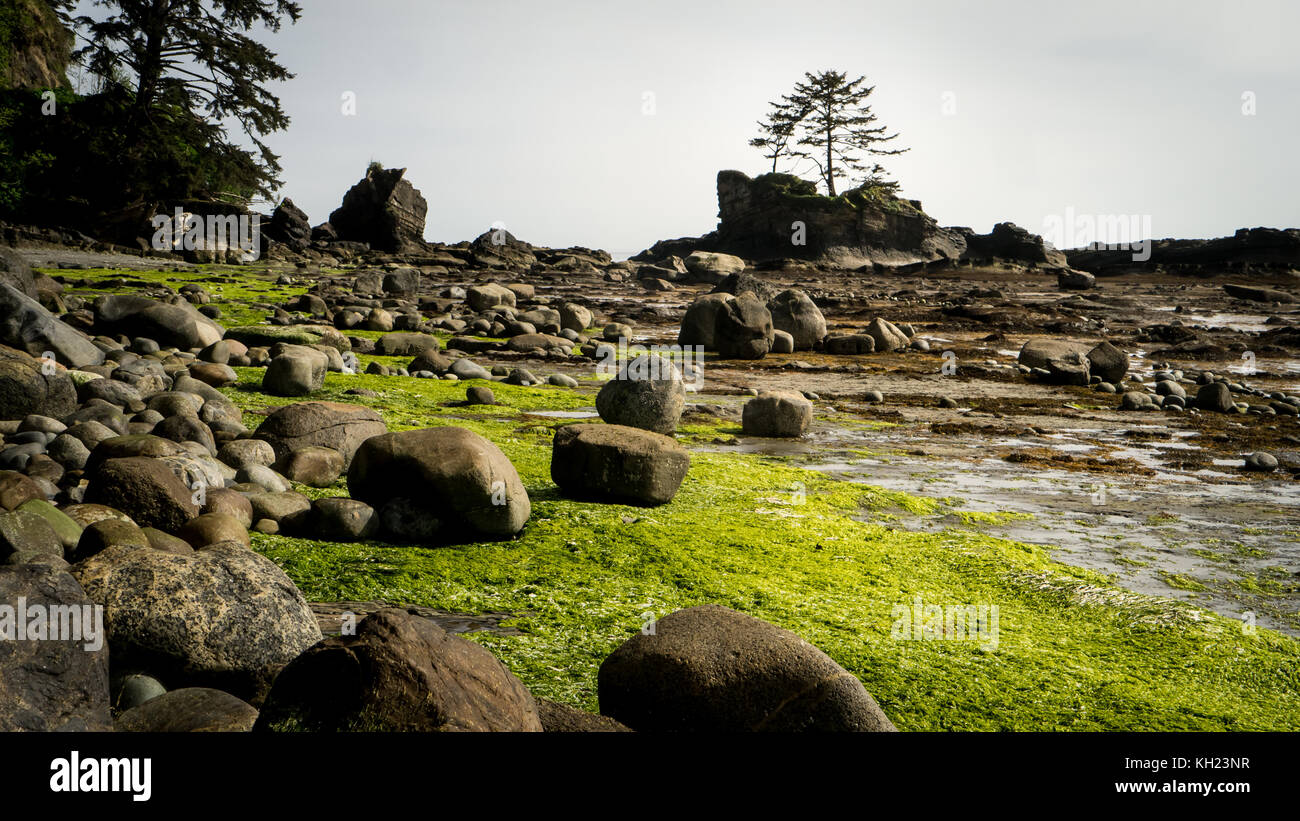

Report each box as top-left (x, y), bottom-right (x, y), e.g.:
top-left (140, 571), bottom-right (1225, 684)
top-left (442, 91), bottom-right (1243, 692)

top-left (253, 608), bottom-right (542, 732)
top-left (262, 345), bottom-right (328, 397)
top-left (713, 292), bottom-right (774, 359)
top-left (559, 302), bottom-right (594, 333)
top-left (93, 294), bottom-right (224, 349)
top-left (550, 423), bottom-right (690, 506)
top-left (598, 605), bottom-right (897, 732)
top-left (1017, 339), bottom-right (1091, 386)
top-left (863, 317), bottom-right (910, 353)
top-left (72, 541), bottom-right (322, 703)
top-left (683, 251), bottom-right (745, 284)
top-left (0, 283), bottom-right (106, 367)
top-left (85, 456), bottom-right (199, 532)
top-left (347, 427), bottom-right (530, 540)
top-left (595, 354), bottom-right (686, 435)
top-left (742, 391), bottom-right (813, 437)
top-left (466, 283), bottom-right (516, 312)
top-left (0, 246), bottom-right (38, 297)
top-left (0, 344), bottom-right (77, 419)
top-left (677, 293), bottom-right (733, 348)
top-left (767, 289), bottom-right (827, 350)
top-left (254, 401), bottom-right (387, 469)
top-left (1194, 381), bottom-right (1237, 413)
top-left (374, 332), bottom-right (440, 357)
top-left (1086, 341), bottom-right (1128, 383)
top-left (0, 564), bottom-right (112, 731)
top-left (327, 165), bottom-right (429, 254)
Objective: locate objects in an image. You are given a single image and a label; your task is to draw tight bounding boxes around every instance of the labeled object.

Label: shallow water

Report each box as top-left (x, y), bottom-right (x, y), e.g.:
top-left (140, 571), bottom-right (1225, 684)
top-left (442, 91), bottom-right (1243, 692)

top-left (706, 419), bottom-right (1300, 636)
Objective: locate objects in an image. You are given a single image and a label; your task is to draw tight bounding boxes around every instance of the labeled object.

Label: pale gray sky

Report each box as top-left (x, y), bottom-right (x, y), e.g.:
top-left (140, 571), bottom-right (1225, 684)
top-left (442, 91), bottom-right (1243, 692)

top-left (81, 0), bottom-right (1300, 257)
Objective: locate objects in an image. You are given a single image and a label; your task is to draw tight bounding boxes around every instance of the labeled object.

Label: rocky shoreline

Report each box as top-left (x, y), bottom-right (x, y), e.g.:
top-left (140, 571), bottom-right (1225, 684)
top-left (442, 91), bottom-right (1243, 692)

top-left (1, 161), bottom-right (1298, 733)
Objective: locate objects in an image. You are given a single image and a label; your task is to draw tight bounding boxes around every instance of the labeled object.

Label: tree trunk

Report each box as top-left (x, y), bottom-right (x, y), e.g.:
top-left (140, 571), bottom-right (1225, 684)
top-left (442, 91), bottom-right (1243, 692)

top-left (129, 0), bottom-right (171, 133)
top-left (824, 125), bottom-right (835, 196)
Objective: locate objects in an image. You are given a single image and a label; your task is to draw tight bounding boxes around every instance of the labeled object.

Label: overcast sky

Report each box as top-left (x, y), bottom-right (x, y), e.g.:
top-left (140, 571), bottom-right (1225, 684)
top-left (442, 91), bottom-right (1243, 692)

top-left (78, 0), bottom-right (1300, 257)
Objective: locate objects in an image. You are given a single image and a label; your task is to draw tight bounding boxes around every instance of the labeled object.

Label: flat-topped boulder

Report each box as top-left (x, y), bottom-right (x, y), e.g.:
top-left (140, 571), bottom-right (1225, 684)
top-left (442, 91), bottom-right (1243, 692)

top-left (550, 423), bottom-right (690, 505)
top-left (93, 294), bottom-right (224, 349)
top-left (254, 401), bottom-right (387, 469)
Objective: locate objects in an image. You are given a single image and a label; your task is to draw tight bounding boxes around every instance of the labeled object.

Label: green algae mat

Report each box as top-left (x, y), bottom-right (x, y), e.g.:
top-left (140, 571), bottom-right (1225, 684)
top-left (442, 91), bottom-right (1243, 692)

top-left (223, 370), bottom-right (1300, 732)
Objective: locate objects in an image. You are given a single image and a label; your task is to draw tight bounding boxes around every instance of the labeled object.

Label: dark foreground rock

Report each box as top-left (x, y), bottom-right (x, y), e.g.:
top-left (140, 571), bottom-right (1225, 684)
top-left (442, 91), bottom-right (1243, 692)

top-left (537, 699), bottom-right (632, 732)
top-left (115, 687), bottom-right (259, 732)
top-left (0, 283), bottom-right (106, 368)
top-left (0, 564), bottom-right (111, 731)
top-left (254, 608), bottom-right (542, 731)
top-left (0, 344), bottom-right (77, 420)
top-left (598, 605), bottom-right (898, 732)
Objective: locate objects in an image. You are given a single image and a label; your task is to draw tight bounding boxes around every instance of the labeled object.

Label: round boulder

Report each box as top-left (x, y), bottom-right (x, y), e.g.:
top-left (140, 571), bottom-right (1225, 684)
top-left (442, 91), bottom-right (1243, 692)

top-left (253, 608), bottom-right (542, 732)
top-left (595, 354), bottom-right (686, 435)
top-left (767, 289), bottom-right (827, 350)
top-left (85, 456), bottom-right (199, 533)
top-left (347, 426), bottom-right (531, 540)
top-left (598, 605), bottom-right (897, 732)
top-left (0, 345), bottom-right (77, 420)
top-left (275, 445), bottom-right (344, 488)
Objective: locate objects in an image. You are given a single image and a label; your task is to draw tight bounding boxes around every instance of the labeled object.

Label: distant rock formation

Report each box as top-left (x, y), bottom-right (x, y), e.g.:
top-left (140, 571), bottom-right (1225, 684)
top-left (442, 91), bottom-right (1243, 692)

top-left (469, 227), bottom-right (537, 269)
top-left (264, 199), bottom-right (311, 251)
top-left (0, 0), bottom-right (72, 90)
top-left (327, 166), bottom-right (429, 254)
top-left (634, 170), bottom-right (1065, 270)
top-left (957, 221), bottom-right (1067, 267)
top-left (1066, 227), bottom-right (1300, 276)
top-left (711, 171), bottom-right (966, 266)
